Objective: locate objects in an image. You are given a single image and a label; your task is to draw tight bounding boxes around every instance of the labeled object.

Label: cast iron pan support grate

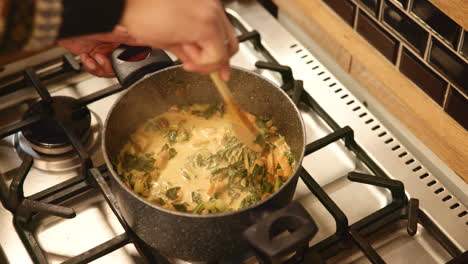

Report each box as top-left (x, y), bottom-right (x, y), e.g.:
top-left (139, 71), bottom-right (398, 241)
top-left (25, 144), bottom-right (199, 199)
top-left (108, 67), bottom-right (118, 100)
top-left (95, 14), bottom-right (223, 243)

top-left (0, 60), bottom-right (158, 263)
top-left (0, 26), bottom-right (428, 264)
top-left (247, 47), bottom-right (421, 263)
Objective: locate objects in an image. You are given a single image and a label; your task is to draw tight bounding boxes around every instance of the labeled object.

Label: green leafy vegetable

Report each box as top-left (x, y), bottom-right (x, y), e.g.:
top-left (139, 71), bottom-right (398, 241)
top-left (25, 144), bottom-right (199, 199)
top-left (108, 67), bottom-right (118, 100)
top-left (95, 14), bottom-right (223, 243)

top-left (191, 104), bottom-right (217, 119)
top-left (192, 192), bottom-right (202, 203)
top-left (254, 134), bottom-right (264, 145)
top-left (154, 197), bottom-right (166, 206)
top-left (182, 171), bottom-right (191, 180)
top-left (166, 187), bottom-right (181, 200)
top-left (192, 202), bottom-right (205, 214)
top-left (121, 152), bottom-right (155, 172)
top-left (196, 154), bottom-right (206, 167)
top-left (284, 151), bottom-right (295, 165)
top-left (166, 129), bottom-right (178, 143)
top-left (168, 148), bottom-right (177, 159)
top-left (265, 131), bottom-right (279, 138)
top-left (143, 176), bottom-right (152, 191)
top-left (275, 163), bottom-right (282, 170)
top-left (172, 203), bottom-right (188, 212)
top-left (261, 181), bottom-right (273, 194)
top-left (241, 195), bottom-right (260, 208)
top-left (255, 116), bottom-right (270, 132)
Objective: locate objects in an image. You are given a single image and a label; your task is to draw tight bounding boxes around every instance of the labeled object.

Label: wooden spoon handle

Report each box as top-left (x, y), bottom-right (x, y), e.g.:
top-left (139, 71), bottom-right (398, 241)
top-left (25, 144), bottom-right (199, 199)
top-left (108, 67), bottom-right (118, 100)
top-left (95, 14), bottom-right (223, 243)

top-left (209, 72), bottom-right (258, 134)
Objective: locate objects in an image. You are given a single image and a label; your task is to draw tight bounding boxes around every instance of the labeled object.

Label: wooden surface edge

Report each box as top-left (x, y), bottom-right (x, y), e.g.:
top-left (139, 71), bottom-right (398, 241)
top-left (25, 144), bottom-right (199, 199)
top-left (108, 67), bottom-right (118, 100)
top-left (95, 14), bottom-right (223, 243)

top-left (427, 0), bottom-right (468, 30)
top-left (274, 0), bottom-right (468, 182)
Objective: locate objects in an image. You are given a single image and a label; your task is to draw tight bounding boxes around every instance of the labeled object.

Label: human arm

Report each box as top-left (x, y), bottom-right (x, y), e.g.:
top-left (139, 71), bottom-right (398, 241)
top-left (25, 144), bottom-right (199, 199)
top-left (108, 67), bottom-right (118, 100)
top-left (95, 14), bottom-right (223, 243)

top-left (0, 0), bottom-right (238, 80)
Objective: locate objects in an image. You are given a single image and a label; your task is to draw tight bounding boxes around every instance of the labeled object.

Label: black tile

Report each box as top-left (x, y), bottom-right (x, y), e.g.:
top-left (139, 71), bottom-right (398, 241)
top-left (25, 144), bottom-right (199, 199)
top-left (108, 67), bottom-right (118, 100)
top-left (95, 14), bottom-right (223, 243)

top-left (400, 48), bottom-right (447, 105)
top-left (446, 88), bottom-right (468, 130)
top-left (357, 12), bottom-right (398, 63)
top-left (356, 0), bottom-right (380, 17)
top-left (430, 39), bottom-right (468, 94)
top-left (383, 0), bottom-right (428, 55)
top-left (323, 0), bottom-right (356, 26)
top-left (412, 0), bottom-right (460, 47)
top-left (462, 31), bottom-right (468, 59)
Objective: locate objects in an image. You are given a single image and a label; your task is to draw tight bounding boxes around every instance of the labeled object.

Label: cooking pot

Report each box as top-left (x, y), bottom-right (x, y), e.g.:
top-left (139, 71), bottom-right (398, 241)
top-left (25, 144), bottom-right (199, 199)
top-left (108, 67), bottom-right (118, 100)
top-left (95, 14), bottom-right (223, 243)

top-left (102, 46), bottom-right (317, 262)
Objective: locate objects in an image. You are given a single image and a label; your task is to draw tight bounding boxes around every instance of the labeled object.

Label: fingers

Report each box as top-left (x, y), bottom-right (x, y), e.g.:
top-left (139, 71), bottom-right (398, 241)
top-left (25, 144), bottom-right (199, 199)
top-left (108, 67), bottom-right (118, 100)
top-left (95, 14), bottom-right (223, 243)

top-left (220, 11), bottom-right (239, 57)
top-left (177, 2), bottom-right (236, 79)
top-left (80, 53), bottom-right (115, 78)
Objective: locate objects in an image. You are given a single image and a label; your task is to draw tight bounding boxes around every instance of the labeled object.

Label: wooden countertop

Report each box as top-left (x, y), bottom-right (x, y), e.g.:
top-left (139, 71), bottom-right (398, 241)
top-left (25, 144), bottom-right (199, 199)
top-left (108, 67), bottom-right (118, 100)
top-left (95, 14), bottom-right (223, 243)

top-left (274, 0), bottom-right (468, 183)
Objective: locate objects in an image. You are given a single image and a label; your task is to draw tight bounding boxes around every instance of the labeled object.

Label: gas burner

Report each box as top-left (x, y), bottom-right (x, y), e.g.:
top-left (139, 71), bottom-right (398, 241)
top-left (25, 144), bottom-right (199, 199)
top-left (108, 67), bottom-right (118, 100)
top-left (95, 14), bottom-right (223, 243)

top-left (21, 96), bottom-right (91, 155)
top-left (13, 96), bottom-right (101, 172)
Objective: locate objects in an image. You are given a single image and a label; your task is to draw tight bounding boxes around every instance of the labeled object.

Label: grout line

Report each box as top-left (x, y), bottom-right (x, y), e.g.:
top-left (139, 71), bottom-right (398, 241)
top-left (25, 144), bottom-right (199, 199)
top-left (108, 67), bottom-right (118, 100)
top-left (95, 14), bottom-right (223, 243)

top-left (376, 0), bottom-right (468, 64)
top-left (353, 6), bottom-right (360, 30)
top-left (457, 29), bottom-right (464, 53)
top-left (397, 41), bottom-right (465, 96)
top-left (395, 42), bottom-right (403, 68)
top-left (329, 0), bottom-right (468, 97)
top-left (442, 84), bottom-right (451, 110)
top-left (423, 35), bottom-right (432, 61)
top-left (378, 0), bottom-right (384, 21)
top-left (407, 0), bottom-right (414, 12)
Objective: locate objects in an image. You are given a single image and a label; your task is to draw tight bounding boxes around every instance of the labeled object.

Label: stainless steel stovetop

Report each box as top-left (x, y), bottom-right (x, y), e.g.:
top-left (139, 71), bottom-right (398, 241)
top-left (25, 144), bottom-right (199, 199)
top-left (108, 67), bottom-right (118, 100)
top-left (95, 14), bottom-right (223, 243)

top-left (0, 1), bottom-right (466, 263)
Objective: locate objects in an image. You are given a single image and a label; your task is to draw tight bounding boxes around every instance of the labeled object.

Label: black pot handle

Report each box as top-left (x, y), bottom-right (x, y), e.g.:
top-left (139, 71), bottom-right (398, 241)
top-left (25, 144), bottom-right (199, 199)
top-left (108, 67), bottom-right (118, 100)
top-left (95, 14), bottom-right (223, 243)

top-left (110, 45), bottom-right (175, 86)
top-left (243, 202), bottom-right (318, 263)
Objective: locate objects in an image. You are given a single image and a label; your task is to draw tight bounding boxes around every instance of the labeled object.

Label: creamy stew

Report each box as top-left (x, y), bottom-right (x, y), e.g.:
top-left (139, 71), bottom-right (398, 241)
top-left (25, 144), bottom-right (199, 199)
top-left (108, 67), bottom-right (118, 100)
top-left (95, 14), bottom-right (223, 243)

top-left (115, 104), bottom-right (295, 214)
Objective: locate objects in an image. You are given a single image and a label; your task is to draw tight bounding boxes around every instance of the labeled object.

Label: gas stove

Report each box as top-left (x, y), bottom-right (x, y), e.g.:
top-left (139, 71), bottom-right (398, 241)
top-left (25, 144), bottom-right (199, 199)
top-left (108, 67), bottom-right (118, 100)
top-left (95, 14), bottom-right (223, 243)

top-left (0, 1), bottom-right (467, 263)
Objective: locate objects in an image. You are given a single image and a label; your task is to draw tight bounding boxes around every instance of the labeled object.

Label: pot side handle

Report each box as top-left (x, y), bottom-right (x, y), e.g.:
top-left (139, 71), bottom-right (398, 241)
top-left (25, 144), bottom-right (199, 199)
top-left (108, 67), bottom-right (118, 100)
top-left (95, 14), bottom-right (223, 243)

top-left (243, 202), bottom-right (318, 263)
top-left (110, 45), bottom-right (175, 86)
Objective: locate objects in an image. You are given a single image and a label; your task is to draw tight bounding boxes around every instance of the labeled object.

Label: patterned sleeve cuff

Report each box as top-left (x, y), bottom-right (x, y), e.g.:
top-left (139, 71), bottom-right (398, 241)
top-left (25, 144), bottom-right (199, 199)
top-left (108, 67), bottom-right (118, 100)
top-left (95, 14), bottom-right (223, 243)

top-left (23, 0), bottom-right (63, 51)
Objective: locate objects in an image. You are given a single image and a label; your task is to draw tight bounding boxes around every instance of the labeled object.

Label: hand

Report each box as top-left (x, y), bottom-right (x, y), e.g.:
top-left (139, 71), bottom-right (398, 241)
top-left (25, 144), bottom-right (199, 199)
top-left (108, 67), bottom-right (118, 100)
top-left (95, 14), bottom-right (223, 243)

top-left (120, 0), bottom-right (238, 80)
top-left (58, 26), bottom-right (142, 77)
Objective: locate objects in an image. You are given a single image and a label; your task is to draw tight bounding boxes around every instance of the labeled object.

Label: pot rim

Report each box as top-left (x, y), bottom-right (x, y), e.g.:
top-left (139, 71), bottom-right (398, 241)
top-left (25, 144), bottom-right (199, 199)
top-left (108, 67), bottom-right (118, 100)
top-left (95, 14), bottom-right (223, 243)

top-left (102, 65), bottom-right (306, 218)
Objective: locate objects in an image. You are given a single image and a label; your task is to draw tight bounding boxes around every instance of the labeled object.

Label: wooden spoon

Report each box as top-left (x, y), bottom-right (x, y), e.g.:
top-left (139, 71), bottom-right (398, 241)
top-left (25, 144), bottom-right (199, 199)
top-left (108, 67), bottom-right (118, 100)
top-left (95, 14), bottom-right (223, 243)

top-left (209, 72), bottom-right (262, 152)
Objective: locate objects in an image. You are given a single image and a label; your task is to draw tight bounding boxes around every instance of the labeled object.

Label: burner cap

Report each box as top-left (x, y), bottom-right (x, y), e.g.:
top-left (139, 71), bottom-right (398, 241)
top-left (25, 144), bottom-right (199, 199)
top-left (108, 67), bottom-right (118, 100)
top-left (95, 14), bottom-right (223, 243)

top-left (21, 96), bottom-right (91, 155)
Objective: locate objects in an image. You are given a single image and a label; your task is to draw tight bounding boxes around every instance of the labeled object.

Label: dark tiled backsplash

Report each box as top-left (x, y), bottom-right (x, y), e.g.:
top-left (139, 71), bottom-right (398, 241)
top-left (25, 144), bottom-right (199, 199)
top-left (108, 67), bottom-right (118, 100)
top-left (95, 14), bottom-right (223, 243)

top-left (429, 40), bottom-right (467, 93)
top-left (383, 1), bottom-right (428, 55)
top-left (400, 48), bottom-right (447, 105)
top-left (411, 0), bottom-right (460, 47)
top-left (357, 0), bottom-right (380, 16)
top-left (357, 12), bottom-right (398, 62)
top-left (446, 89), bottom-right (468, 129)
top-left (462, 31), bottom-right (468, 59)
top-left (323, 0), bottom-right (356, 26)
top-left (323, 0), bottom-right (468, 130)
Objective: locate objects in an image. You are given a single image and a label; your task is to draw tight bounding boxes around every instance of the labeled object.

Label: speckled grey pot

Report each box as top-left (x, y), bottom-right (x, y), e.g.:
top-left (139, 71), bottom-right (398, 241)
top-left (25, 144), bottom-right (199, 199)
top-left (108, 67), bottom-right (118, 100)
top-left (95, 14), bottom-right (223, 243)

top-left (103, 61), bottom-right (305, 262)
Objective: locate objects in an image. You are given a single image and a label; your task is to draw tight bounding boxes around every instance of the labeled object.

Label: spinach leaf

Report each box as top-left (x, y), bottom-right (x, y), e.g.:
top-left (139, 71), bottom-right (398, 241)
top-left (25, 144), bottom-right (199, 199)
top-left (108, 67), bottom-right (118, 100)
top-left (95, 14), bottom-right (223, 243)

top-left (168, 148), bottom-right (177, 159)
top-left (154, 197), bottom-right (165, 206)
top-left (121, 152), bottom-right (155, 172)
top-left (192, 202), bottom-right (205, 214)
top-left (192, 192), bottom-right (202, 203)
top-left (166, 187), bottom-right (181, 200)
top-left (172, 203), bottom-right (188, 212)
top-left (241, 195), bottom-right (260, 208)
top-left (143, 176), bottom-right (152, 191)
top-left (261, 181), bottom-right (273, 194)
top-left (284, 151), bottom-right (295, 165)
top-left (191, 104), bottom-right (217, 119)
top-left (166, 129), bottom-right (178, 143)
top-left (254, 134), bottom-right (264, 145)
